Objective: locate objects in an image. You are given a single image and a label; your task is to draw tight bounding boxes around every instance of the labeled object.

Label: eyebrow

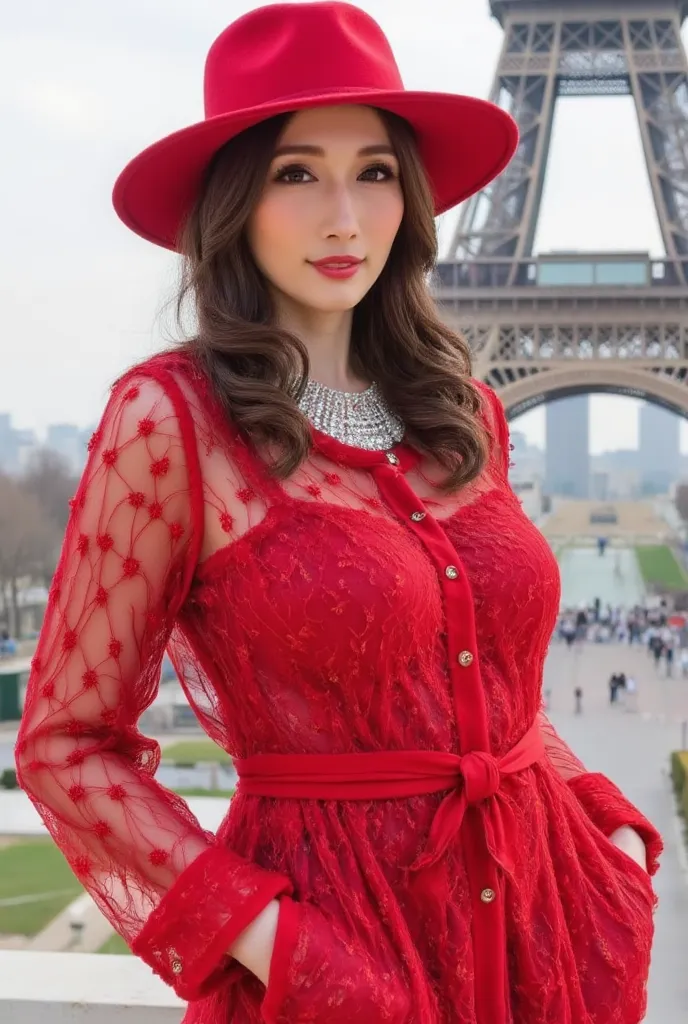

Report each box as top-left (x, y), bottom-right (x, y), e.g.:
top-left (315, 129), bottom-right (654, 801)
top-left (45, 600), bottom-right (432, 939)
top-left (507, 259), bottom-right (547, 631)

top-left (272, 143), bottom-right (396, 158)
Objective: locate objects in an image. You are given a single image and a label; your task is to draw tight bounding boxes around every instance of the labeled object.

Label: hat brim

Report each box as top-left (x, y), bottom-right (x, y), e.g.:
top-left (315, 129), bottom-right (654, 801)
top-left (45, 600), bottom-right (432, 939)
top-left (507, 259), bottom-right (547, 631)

top-left (112, 90), bottom-right (518, 251)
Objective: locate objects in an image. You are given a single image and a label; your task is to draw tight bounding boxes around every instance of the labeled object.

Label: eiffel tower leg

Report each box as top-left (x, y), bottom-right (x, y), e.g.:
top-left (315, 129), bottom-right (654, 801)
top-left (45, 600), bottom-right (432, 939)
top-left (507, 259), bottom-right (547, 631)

top-left (448, 15), bottom-right (559, 276)
top-left (436, 3), bottom-right (688, 420)
top-left (623, 15), bottom-right (688, 283)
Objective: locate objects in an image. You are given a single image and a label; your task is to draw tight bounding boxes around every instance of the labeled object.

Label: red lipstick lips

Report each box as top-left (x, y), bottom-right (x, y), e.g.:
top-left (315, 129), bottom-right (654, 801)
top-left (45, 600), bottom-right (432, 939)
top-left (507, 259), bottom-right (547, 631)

top-left (309, 255), bottom-right (363, 280)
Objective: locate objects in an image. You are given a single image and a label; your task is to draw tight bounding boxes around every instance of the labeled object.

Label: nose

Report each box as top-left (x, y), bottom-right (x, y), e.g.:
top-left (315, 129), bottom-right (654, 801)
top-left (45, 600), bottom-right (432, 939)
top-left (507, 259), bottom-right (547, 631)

top-left (323, 182), bottom-right (360, 240)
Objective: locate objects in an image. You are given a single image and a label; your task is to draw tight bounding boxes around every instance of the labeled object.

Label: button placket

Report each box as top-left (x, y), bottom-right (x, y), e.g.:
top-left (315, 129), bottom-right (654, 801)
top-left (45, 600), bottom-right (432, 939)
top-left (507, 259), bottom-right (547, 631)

top-left (368, 454), bottom-right (505, 1019)
top-left (369, 460), bottom-right (488, 750)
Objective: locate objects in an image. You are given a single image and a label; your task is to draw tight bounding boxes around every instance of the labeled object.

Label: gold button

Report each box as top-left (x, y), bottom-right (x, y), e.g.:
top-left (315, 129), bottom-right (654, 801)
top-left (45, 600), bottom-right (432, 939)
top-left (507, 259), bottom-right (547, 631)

top-left (386, 452), bottom-right (400, 465)
top-left (410, 511), bottom-right (426, 522)
top-left (458, 650), bottom-right (473, 667)
top-left (445, 565), bottom-right (459, 579)
top-left (480, 887), bottom-right (496, 903)
top-left (171, 958), bottom-right (183, 974)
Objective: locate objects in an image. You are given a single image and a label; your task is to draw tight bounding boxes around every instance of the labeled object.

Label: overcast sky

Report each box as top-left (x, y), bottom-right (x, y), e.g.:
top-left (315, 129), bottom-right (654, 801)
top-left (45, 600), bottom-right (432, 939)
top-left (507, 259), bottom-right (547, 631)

top-left (2, 0), bottom-right (686, 453)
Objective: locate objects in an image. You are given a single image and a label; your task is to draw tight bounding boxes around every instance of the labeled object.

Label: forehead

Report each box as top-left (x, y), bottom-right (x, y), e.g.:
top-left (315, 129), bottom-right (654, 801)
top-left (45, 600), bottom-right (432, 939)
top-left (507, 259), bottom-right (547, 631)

top-left (277, 105), bottom-right (391, 147)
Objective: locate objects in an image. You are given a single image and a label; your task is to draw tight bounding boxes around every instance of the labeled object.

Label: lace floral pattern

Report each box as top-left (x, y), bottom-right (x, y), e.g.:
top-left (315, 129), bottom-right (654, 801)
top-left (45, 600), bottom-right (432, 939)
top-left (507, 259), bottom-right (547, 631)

top-left (16, 352), bottom-right (662, 1023)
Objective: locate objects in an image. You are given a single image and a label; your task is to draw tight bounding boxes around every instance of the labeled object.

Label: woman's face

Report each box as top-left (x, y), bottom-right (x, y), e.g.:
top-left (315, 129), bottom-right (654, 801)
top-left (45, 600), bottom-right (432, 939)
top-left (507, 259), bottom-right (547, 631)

top-left (247, 105), bottom-right (404, 317)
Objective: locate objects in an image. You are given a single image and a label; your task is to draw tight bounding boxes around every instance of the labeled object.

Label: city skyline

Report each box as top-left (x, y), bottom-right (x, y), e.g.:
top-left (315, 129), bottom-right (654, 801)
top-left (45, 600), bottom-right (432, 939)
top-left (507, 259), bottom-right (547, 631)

top-left (5, 396), bottom-right (688, 464)
top-left (516, 396), bottom-right (688, 456)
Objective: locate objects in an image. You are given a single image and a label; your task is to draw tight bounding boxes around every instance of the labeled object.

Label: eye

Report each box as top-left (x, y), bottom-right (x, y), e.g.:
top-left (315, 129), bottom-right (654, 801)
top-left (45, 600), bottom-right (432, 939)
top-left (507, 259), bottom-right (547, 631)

top-left (359, 162), bottom-right (398, 182)
top-left (273, 163), bottom-right (315, 184)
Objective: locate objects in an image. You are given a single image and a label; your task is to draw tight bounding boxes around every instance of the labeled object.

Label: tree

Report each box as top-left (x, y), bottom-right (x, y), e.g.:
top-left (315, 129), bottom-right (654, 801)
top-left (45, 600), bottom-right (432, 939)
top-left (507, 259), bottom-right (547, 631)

top-left (22, 448), bottom-right (78, 535)
top-left (0, 473), bottom-right (58, 637)
top-left (676, 483), bottom-right (688, 524)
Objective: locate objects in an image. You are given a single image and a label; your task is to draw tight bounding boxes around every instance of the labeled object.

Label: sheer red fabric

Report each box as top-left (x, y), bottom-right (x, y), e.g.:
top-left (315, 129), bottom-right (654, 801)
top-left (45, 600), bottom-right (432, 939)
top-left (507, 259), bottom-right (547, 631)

top-left (16, 351), bottom-right (662, 1024)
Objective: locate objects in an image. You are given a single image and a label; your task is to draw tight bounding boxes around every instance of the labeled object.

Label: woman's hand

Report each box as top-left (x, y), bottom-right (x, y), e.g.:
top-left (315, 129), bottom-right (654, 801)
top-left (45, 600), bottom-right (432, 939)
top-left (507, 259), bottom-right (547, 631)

top-left (229, 899), bottom-right (280, 986)
top-left (608, 825), bottom-right (648, 873)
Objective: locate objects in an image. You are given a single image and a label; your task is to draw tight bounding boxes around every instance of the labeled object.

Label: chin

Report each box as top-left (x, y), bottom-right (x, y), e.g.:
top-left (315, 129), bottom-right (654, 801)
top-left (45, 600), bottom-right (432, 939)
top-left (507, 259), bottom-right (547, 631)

top-left (301, 281), bottom-right (373, 313)
top-left (312, 296), bottom-right (364, 313)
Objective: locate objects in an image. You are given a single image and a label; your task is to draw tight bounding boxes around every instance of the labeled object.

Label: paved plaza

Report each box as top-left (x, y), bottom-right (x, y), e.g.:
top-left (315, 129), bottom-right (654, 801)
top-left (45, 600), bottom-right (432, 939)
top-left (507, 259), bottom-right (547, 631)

top-left (558, 545), bottom-right (647, 608)
top-left (544, 639), bottom-right (688, 1023)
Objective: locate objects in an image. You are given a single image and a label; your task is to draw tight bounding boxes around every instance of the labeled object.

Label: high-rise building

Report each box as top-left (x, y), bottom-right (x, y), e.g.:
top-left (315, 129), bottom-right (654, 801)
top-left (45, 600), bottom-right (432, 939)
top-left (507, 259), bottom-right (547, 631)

top-left (0, 413), bottom-right (35, 474)
top-left (0, 413), bottom-right (15, 471)
top-left (638, 402), bottom-right (680, 495)
top-left (46, 423), bottom-right (86, 475)
top-left (545, 395), bottom-right (589, 497)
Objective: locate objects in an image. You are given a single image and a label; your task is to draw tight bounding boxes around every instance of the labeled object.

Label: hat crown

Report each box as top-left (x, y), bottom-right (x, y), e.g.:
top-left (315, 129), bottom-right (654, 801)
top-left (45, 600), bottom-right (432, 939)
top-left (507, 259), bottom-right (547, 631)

top-left (204, 2), bottom-right (404, 118)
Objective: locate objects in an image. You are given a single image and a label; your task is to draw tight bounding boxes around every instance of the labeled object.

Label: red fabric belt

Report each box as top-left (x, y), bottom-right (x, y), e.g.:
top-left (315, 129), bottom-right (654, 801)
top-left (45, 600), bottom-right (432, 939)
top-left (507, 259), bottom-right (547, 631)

top-left (235, 720), bottom-right (545, 1024)
top-left (234, 719), bottom-right (545, 876)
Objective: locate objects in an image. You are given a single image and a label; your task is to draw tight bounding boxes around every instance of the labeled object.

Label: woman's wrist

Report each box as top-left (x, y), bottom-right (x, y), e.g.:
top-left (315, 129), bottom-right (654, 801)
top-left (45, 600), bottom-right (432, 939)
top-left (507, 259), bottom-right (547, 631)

top-left (228, 898), bottom-right (280, 986)
top-left (608, 825), bottom-right (648, 872)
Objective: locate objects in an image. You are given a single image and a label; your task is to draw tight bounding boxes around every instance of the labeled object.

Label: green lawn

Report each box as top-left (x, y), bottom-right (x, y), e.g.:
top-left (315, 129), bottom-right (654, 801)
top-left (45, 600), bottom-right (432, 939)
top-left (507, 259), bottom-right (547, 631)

top-left (635, 545), bottom-right (688, 590)
top-left (0, 839), bottom-right (82, 936)
top-left (97, 932), bottom-right (132, 955)
top-left (161, 740), bottom-right (232, 765)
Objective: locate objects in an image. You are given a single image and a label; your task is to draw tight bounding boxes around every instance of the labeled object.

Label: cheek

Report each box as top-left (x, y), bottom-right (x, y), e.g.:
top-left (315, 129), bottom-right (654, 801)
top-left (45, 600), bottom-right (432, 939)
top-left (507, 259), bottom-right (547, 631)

top-left (248, 195), bottom-right (305, 268)
top-left (366, 191), bottom-right (404, 252)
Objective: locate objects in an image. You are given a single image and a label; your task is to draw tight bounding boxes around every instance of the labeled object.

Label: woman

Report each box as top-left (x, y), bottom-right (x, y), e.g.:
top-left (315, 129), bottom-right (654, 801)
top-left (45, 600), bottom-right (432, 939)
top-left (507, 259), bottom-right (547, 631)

top-left (15, 4), bottom-right (661, 1023)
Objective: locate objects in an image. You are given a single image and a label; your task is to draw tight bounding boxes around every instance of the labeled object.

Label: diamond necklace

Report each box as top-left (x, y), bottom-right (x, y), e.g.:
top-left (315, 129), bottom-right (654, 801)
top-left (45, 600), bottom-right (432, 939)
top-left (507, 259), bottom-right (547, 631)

top-left (297, 379), bottom-right (405, 451)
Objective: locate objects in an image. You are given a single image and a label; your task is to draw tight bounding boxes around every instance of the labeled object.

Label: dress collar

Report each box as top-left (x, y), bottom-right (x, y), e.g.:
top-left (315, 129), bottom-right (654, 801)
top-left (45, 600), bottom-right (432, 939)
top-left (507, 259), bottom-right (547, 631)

top-left (310, 425), bottom-right (421, 473)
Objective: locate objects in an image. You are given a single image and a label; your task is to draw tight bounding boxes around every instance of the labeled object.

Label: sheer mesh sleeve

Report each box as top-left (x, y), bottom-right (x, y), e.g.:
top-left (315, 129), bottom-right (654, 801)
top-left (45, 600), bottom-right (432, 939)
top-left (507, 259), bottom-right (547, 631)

top-left (14, 369), bottom-right (293, 999)
top-left (537, 709), bottom-right (587, 780)
top-left (537, 713), bottom-right (663, 875)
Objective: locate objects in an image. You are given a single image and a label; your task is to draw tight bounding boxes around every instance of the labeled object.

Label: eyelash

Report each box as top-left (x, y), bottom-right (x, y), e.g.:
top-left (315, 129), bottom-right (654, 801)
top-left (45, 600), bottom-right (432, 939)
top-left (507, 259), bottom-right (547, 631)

top-left (273, 161), bottom-right (398, 184)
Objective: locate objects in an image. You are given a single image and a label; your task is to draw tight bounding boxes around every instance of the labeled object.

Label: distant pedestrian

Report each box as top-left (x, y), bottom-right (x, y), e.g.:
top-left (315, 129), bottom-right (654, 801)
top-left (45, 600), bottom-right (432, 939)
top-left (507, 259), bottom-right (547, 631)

top-left (680, 647), bottom-right (688, 678)
top-left (650, 634), bottom-right (664, 672)
top-left (664, 634), bottom-right (676, 677)
top-left (562, 619), bottom-right (576, 648)
top-left (575, 608), bottom-right (588, 643)
top-left (609, 673), bottom-right (620, 705)
top-left (625, 676), bottom-right (638, 712)
top-left (574, 686), bottom-right (583, 714)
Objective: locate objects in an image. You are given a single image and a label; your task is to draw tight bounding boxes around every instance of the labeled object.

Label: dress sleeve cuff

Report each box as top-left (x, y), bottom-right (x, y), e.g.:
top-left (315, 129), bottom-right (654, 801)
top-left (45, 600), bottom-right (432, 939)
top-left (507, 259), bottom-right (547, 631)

top-left (260, 896), bottom-right (302, 1023)
top-left (131, 845), bottom-right (294, 1001)
top-left (567, 772), bottom-right (664, 876)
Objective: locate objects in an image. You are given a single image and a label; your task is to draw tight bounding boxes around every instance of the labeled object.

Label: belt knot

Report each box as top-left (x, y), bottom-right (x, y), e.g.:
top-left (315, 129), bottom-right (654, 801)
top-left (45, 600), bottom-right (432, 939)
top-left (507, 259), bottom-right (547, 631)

top-left (460, 750), bottom-right (500, 804)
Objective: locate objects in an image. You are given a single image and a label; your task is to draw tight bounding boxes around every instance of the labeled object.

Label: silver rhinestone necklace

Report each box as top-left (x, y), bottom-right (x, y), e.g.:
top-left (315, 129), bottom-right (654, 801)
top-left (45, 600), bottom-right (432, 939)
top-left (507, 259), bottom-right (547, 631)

top-left (298, 379), bottom-right (405, 451)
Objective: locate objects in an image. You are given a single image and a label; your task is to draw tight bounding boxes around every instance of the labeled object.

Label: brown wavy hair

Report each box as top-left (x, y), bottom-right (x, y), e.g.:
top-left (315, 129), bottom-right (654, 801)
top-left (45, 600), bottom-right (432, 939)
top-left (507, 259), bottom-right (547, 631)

top-left (175, 108), bottom-right (488, 491)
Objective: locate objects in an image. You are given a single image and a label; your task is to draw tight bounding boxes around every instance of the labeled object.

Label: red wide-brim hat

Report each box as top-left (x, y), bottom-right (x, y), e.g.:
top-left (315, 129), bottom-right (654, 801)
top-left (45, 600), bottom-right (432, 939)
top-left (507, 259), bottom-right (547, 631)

top-left (113, 2), bottom-right (518, 251)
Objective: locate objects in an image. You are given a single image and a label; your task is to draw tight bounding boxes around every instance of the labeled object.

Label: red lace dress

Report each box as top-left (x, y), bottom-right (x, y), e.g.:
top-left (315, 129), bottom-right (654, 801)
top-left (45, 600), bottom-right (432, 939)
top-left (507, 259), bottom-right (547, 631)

top-left (15, 351), bottom-right (662, 1024)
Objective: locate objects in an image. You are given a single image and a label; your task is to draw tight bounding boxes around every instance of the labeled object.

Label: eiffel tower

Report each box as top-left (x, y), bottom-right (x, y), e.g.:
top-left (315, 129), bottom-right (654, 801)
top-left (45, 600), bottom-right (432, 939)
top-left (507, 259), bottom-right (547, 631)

top-left (435, 0), bottom-right (688, 420)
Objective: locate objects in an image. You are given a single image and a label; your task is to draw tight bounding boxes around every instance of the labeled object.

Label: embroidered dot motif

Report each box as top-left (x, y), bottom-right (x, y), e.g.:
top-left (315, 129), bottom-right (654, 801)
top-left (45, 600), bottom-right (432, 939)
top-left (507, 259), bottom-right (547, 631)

top-left (138, 417), bottom-right (155, 437)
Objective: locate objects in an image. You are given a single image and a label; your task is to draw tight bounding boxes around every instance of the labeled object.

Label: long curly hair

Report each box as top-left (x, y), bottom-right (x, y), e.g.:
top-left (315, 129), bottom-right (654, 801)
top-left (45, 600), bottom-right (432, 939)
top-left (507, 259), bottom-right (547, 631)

top-left (175, 109), bottom-right (488, 491)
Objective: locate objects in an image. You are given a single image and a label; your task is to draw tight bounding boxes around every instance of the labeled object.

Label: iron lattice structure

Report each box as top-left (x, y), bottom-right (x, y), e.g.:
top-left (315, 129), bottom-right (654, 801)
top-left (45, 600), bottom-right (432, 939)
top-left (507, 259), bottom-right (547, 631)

top-left (435, 0), bottom-right (688, 418)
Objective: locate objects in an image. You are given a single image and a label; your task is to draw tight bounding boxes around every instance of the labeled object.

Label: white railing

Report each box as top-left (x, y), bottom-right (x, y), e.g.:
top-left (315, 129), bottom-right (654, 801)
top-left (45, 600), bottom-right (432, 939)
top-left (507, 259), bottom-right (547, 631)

top-left (0, 950), bottom-right (184, 1023)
